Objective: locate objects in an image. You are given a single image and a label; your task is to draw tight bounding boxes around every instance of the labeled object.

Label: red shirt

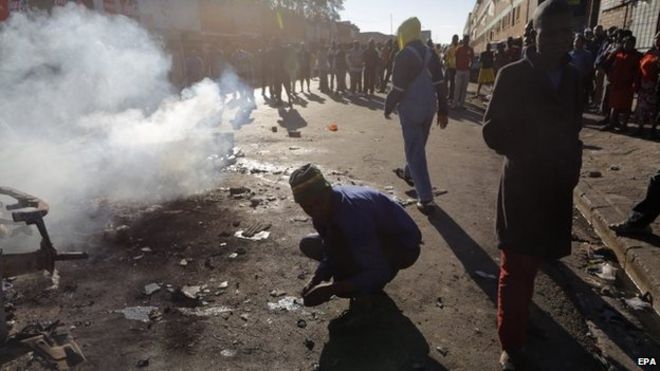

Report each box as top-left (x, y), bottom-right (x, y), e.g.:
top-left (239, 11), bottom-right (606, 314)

top-left (455, 45), bottom-right (474, 71)
top-left (639, 51), bottom-right (660, 83)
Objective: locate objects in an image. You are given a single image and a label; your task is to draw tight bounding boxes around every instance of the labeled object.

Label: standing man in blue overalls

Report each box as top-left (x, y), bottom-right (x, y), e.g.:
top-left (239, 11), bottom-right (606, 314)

top-left (385, 17), bottom-right (449, 215)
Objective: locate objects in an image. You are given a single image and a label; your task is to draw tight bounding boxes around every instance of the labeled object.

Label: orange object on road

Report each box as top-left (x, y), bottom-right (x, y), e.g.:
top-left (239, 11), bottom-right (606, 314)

top-left (327, 123), bottom-right (338, 132)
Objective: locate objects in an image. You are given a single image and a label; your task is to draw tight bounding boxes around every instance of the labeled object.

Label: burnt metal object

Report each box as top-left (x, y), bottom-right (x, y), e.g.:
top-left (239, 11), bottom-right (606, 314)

top-left (0, 187), bottom-right (88, 368)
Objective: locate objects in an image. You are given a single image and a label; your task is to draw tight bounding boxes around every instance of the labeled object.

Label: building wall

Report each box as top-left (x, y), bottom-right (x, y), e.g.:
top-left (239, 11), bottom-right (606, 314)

top-left (468, 0), bottom-right (593, 53)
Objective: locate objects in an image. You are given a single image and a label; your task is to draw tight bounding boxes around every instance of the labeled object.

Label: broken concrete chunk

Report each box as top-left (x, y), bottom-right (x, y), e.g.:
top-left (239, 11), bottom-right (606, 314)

top-left (181, 285), bottom-right (201, 300)
top-left (229, 187), bottom-right (251, 195)
top-left (270, 289), bottom-right (286, 298)
top-left (267, 296), bottom-right (302, 312)
top-left (115, 306), bottom-right (159, 322)
top-left (144, 283), bottom-right (161, 296)
top-left (624, 296), bottom-right (652, 311)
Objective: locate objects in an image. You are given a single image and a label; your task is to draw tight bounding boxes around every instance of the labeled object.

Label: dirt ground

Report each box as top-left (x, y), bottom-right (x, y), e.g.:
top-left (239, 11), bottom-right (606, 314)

top-left (1, 86), bottom-right (659, 371)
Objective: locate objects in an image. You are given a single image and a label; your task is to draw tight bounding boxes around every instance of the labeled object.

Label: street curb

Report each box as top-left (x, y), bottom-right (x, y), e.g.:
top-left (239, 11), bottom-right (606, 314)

top-left (574, 182), bottom-right (660, 316)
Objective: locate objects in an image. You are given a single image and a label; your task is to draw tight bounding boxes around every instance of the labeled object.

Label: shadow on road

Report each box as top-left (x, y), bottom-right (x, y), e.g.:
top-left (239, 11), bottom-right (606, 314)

top-left (347, 94), bottom-right (384, 111)
top-left (448, 106), bottom-right (484, 125)
top-left (277, 107), bottom-right (308, 131)
top-left (319, 293), bottom-right (448, 371)
top-left (303, 92), bottom-right (327, 104)
top-left (427, 207), bottom-right (602, 370)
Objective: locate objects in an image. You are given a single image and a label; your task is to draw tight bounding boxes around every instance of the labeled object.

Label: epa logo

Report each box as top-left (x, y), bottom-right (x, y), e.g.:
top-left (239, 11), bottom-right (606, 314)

top-left (638, 357), bottom-right (656, 366)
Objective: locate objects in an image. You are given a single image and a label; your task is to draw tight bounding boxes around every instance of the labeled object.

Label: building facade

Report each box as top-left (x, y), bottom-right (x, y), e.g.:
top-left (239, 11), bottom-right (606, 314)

top-left (466, 0), bottom-right (595, 53)
top-left (598, 0), bottom-right (660, 51)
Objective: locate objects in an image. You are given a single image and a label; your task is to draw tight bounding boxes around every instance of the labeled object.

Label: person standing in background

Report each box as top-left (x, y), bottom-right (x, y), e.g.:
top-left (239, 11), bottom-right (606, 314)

top-left (317, 40), bottom-right (331, 93)
top-left (452, 35), bottom-right (474, 109)
top-left (476, 43), bottom-right (495, 97)
top-left (569, 34), bottom-right (594, 107)
top-left (634, 32), bottom-right (660, 137)
top-left (334, 43), bottom-right (348, 94)
top-left (348, 41), bottom-right (364, 94)
top-left (444, 34), bottom-right (459, 101)
top-left (298, 43), bottom-right (312, 93)
top-left (601, 36), bottom-right (641, 132)
top-left (363, 39), bottom-right (380, 96)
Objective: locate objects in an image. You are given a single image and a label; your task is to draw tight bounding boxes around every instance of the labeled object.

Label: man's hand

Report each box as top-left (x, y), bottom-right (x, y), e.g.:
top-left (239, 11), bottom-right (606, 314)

top-left (301, 277), bottom-right (320, 297)
top-left (303, 283), bottom-right (335, 307)
top-left (437, 113), bottom-right (448, 129)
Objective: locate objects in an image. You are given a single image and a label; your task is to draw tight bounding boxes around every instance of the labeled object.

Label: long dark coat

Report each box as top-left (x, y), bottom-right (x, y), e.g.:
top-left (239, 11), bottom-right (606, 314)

top-left (482, 52), bottom-right (583, 259)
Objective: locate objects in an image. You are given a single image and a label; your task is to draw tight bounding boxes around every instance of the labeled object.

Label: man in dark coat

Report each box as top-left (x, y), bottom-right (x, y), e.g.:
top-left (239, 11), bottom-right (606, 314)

top-left (482, 1), bottom-right (582, 369)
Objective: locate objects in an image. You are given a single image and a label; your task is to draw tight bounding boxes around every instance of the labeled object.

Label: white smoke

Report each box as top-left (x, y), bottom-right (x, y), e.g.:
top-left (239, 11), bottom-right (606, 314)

top-left (0, 5), bottom-right (239, 245)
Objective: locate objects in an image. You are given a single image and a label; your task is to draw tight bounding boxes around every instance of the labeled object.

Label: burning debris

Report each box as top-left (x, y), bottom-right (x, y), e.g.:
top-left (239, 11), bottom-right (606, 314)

top-left (0, 187), bottom-right (88, 368)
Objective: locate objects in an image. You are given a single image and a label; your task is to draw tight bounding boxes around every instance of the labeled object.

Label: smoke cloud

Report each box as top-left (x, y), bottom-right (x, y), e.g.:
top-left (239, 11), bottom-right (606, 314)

top-left (0, 4), bottom-right (238, 246)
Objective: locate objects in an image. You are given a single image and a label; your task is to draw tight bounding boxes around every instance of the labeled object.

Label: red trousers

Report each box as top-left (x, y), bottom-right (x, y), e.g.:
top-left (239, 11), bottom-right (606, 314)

top-left (497, 249), bottom-right (541, 351)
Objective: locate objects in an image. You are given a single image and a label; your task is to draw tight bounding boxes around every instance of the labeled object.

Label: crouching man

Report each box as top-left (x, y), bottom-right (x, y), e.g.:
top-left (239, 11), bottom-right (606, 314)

top-left (290, 164), bottom-right (421, 330)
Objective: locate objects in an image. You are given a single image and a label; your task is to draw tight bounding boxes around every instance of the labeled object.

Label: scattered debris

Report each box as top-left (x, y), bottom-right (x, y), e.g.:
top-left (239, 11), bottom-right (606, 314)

top-left (474, 270), bottom-right (497, 280)
top-left (304, 338), bottom-right (315, 350)
top-left (221, 349), bottom-right (237, 358)
top-left (240, 313), bottom-right (250, 321)
top-left (393, 196), bottom-right (417, 207)
top-left (384, 186), bottom-right (394, 191)
top-left (178, 306), bottom-right (233, 317)
top-left (140, 247), bottom-right (152, 253)
top-left (181, 286), bottom-right (201, 300)
top-left (136, 359), bottom-right (149, 368)
top-left (235, 230), bottom-right (270, 241)
top-left (115, 306), bottom-right (159, 322)
top-left (433, 189), bottom-right (448, 197)
top-left (179, 259), bottom-right (189, 267)
top-left (609, 165), bottom-right (621, 171)
top-left (289, 146), bottom-right (301, 151)
top-left (144, 283), bottom-right (161, 296)
top-left (297, 319), bottom-right (307, 329)
top-left (624, 296), bottom-right (652, 311)
top-left (588, 171), bottom-right (602, 178)
top-left (103, 224), bottom-right (130, 243)
top-left (229, 187), bottom-right (251, 196)
top-left (288, 131), bottom-right (301, 138)
top-left (327, 123), bottom-right (338, 132)
top-left (268, 296), bottom-right (302, 312)
top-left (219, 281), bottom-right (229, 289)
top-left (291, 216), bottom-right (310, 223)
top-left (228, 252), bottom-right (239, 259)
top-left (435, 346), bottom-right (449, 356)
top-left (589, 262), bottom-right (617, 282)
top-left (436, 297), bottom-right (444, 309)
top-left (270, 289), bottom-right (286, 298)
top-left (271, 126), bottom-right (278, 133)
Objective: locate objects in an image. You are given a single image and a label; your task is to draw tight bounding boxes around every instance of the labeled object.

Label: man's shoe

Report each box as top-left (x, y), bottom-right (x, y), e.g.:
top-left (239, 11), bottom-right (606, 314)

top-left (393, 168), bottom-right (415, 187)
top-left (328, 297), bottom-right (382, 336)
top-left (609, 221), bottom-right (652, 235)
top-left (499, 349), bottom-right (523, 370)
top-left (416, 200), bottom-right (437, 215)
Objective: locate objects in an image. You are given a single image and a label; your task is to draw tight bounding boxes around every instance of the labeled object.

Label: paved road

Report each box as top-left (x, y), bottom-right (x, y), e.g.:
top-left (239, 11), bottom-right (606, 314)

top-left (232, 86), bottom-right (605, 370)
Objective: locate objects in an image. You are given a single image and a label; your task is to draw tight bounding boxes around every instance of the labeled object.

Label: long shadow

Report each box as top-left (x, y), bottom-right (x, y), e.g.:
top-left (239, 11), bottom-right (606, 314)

top-left (325, 91), bottom-right (350, 105)
top-left (448, 107), bottom-right (484, 125)
top-left (319, 293), bottom-right (448, 371)
top-left (302, 92), bottom-right (327, 104)
top-left (347, 94), bottom-right (384, 111)
top-left (582, 116), bottom-right (660, 143)
top-left (277, 107), bottom-right (308, 131)
top-left (614, 231), bottom-right (660, 247)
top-left (427, 207), bottom-right (602, 370)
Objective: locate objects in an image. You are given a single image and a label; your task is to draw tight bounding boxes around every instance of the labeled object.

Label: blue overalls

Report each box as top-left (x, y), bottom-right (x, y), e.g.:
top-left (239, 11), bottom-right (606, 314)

top-left (398, 46), bottom-right (437, 203)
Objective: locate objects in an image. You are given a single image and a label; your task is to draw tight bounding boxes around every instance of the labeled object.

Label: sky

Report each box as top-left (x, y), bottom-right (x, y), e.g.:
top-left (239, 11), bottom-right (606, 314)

top-left (339, 0), bottom-right (474, 44)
